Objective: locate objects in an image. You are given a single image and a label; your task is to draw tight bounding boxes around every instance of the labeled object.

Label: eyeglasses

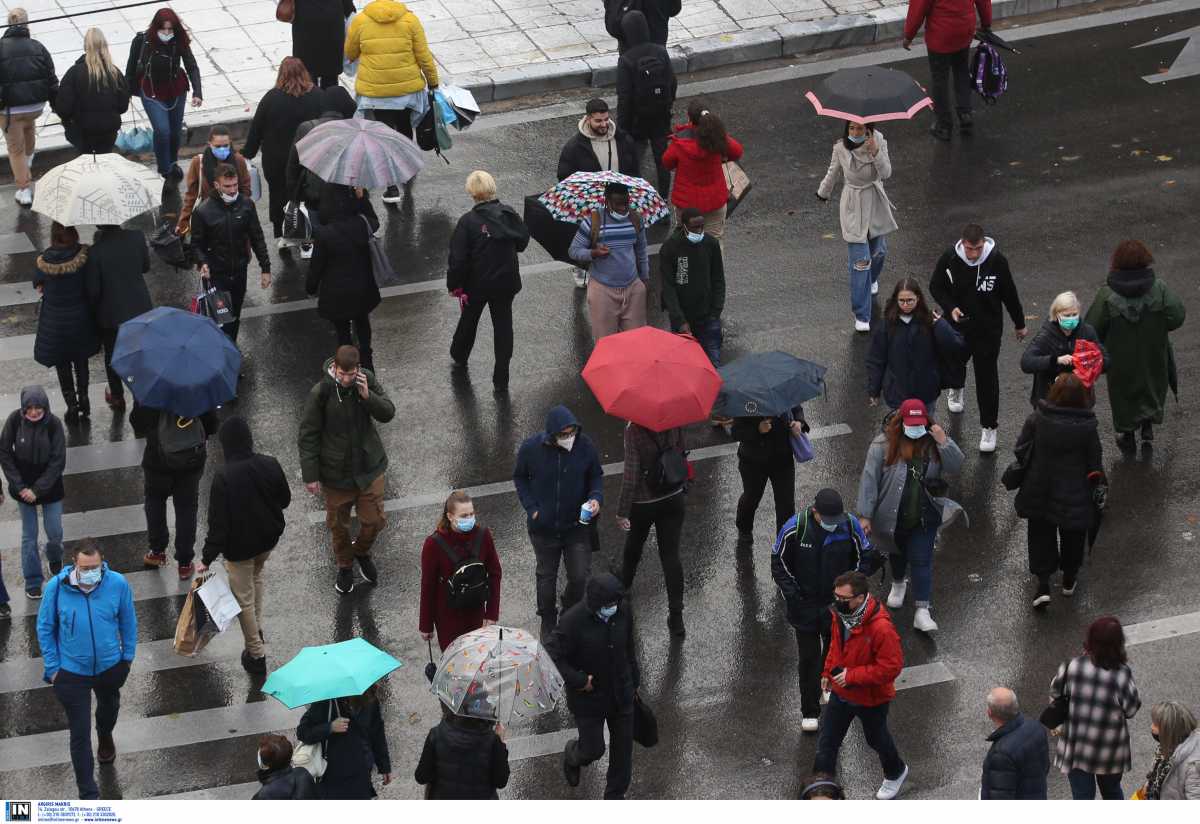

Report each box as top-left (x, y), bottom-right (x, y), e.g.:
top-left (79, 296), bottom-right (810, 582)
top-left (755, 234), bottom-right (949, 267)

top-left (897, 298), bottom-right (918, 305)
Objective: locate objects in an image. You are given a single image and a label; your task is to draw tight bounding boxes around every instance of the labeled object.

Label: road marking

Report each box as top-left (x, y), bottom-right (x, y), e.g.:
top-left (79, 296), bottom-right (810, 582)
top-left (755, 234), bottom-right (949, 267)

top-left (0, 382), bottom-right (108, 412)
top-left (64, 438), bottom-right (145, 476)
top-left (1125, 610), bottom-right (1200, 646)
top-left (1134, 24), bottom-right (1200, 83)
top-left (0, 281), bottom-right (40, 307)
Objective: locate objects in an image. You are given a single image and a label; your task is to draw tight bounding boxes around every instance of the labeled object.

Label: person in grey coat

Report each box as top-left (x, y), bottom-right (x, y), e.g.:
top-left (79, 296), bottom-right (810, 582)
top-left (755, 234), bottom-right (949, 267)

top-left (856, 398), bottom-right (964, 634)
top-left (980, 687), bottom-right (1048, 800)
top-left (1139, 701), bottom-right (1200, 800)
top-left (85, 225), bottom-right (152, 412)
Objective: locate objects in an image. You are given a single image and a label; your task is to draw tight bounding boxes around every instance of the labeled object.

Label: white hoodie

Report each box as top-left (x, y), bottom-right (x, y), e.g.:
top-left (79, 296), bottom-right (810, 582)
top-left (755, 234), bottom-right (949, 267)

top-left (955, 237), bottom-right (996, 290)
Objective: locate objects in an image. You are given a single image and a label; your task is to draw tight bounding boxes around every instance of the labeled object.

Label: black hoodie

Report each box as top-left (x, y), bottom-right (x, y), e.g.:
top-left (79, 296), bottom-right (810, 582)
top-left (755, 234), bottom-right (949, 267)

top-left (0, 386), bottom-right (66, 503)
top-left (605, 0), bottom-right (681, 46)
top-left (616, 10), bottom-right (677, 140)
top-left (200, 417), bottom-right (292, 565)
top-left (446, 199), bottom-right (531, 298)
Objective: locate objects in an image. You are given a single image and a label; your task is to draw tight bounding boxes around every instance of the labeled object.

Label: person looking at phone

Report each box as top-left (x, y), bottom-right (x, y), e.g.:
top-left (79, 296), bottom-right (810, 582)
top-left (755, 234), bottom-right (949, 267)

top-left (297, 345), bottom-right (395, 595)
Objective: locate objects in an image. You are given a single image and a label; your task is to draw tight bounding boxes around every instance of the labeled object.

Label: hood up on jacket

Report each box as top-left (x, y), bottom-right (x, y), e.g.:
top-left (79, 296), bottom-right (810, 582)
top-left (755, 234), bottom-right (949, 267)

top-left (20, 385), bottom-right (51, 415)
top-left (955, 237), bottom-right (995, 268)
top-left (578, 114), bottom-right (615, 142)
top-left (621, 10), bottom-right (651, 46)
top-left (1106, 267), bottom-right (1156, 299)
top-left (218, 416), bottom-right (253, 459)
top-left (36, 245), bottom-right (88, 276)
top-left (472, 200), bottom-right (527, 242)
top-left (319, 85), bottom-right (357, 119)
top-left (364, 0), bottom-right (407, 24)
top-left (543, 404), bottom-right (580, 438)
top-left (584, 573), bottom-right (624, 612)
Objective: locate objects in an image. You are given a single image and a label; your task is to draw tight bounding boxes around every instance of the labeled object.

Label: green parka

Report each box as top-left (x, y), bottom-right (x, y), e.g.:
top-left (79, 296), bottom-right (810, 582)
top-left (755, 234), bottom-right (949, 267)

top-left (298, 358), bottom-right (395, 490)
top-left (1084, 268), bottom-right (1185, 432)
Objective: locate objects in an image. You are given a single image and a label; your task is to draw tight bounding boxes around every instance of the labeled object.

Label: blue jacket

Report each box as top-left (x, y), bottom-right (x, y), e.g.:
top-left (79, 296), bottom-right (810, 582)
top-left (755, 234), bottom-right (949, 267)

top-left (866, 316), bottom-right (965, 408)
top-left (37, 563), bottom-right (137, 682)
top-left (980, 714), bottom-right (1049, 800)
top-left (513, 406), bottom-right (604, 535)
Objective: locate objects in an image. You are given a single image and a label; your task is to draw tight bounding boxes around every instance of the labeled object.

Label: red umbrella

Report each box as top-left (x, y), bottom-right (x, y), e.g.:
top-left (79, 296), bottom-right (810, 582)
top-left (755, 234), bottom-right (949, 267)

top-left (582, 327), bottom-right (722, 432)
top-left (1073, 339), bottom-right (1104, 389)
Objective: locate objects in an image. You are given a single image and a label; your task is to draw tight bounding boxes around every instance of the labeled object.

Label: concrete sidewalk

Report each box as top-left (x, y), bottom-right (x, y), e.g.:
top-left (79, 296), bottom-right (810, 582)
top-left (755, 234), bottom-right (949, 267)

top-left (0, 0), bottom-right (1122, 161)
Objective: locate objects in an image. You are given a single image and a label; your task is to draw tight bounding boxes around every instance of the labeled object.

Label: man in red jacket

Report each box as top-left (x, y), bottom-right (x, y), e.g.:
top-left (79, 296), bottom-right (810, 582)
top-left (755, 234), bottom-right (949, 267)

top-left (904, 0), bottom-right (992, 141)
top-left (815, 571), bottom-right (911, 799)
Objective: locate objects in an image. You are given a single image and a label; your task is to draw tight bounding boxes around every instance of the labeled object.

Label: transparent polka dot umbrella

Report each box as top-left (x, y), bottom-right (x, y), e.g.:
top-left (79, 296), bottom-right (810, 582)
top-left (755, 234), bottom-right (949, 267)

top-left (431, 626), bottom-right (565, 724)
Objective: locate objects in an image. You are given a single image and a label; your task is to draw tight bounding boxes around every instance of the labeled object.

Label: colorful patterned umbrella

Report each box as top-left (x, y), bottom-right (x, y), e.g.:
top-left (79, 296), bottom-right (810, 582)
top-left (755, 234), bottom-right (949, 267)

top-left (538, 171), bottom-right (670, 225)
top-left (432, 626), bottom-right (565, 723)
top-left (296, 118), bottom-right (425, 189)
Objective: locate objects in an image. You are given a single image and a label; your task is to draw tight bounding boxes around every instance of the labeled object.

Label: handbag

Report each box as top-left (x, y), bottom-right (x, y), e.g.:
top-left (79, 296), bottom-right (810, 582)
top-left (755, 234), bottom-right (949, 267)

top-left (275, 0), bottom-right (295, 23)
top-left (282, 200), bottom-right (311, 241)
top-left (361, 214), bottom-right (400, 287)
top-left (293, 702), bottom-right (336, 780)
top-left (191, 276), bottom-right (236, 326)
top-left (1001, 436), bottom-right (1034, 491)
top-left (789, 431), bottom-right (814, 463)
top-left (632, 695), bottom-right (658, 747)
top-left (724, 160), bottom-right (751, 216)
top-left (1039, 694), bottom-right (1069, 729)
top-left (149, 220), bottom-right (189, 268)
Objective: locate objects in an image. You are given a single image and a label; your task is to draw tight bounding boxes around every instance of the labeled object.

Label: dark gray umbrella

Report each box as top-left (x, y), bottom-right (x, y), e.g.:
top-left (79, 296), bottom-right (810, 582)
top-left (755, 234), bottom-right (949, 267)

top-left (712, 351), bottom-right (826, 419)
top-left (805, 66), bottom-right (932, 125)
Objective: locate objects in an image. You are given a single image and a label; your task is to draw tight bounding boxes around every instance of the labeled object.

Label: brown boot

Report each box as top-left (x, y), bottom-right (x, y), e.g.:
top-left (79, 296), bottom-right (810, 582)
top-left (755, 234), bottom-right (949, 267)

top-left (97, 733), bottom-right (116, 764)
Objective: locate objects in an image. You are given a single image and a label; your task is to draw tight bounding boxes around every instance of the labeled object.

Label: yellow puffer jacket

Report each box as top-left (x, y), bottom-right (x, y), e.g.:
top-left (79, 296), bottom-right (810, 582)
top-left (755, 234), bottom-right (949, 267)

top-left (345, 0), bottom-right (439, 98)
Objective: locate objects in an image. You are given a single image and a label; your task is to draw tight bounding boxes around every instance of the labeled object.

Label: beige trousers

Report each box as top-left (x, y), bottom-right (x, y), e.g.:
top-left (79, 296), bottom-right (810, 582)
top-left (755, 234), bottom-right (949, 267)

top-left (587, 278), bottom-right (647, 340)
top-left (4, 110), bottom-right (39, 189)
top-left (226, 551), bottom-right (271, 658)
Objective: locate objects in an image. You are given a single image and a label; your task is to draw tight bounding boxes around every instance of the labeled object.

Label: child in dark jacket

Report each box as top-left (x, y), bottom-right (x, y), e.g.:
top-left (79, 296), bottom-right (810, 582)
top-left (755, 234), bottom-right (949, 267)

top-left (415, 703), bottom-right (510, 799)
top-left (660, 207), bottom-right (725, 367)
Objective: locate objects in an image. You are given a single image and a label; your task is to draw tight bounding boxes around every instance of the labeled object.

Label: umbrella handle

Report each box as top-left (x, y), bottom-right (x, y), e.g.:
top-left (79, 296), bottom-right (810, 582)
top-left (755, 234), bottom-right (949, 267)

top-left (427, 639), bottom-right (434, 665)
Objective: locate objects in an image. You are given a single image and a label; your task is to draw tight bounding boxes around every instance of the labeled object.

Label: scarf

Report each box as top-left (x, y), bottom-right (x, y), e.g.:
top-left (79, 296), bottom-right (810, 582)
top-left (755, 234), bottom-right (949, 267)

top-left (1145, 748), bottom-right (1172, 799)
top-left (839, 597), bottom-right (869, 632)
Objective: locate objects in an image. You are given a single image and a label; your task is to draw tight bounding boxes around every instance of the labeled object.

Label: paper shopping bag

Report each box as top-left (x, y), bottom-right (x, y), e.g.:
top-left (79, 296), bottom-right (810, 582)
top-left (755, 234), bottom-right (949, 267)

top-left (174, 577), bottom-right (218, 656)
top-left (196, 571), bottom-right (242, 633)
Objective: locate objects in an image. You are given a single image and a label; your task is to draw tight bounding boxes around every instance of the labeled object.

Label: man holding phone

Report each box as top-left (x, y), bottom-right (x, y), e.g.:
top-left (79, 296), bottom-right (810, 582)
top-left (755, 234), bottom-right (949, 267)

top-left (298, 345), bottom-right (395, 595)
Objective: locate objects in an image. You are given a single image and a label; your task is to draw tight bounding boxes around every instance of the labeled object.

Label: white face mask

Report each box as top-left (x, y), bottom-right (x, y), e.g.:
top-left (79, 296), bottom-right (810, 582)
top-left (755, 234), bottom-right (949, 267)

top-left (556, 434), bottom-right (576, 452)
top-left (219, 191), bottom-right (238, 204)
top-left (157, 30), bottom-right (175, 43)
top-left (899, 314), bottom-right (914, 324)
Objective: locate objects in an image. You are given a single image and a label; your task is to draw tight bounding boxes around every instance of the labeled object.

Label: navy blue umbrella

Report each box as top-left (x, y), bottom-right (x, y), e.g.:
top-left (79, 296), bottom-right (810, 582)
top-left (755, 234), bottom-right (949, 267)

top-left (112, 307), bottom-right (240, 417)
top-left (712, 351), bottom-right (827, 418)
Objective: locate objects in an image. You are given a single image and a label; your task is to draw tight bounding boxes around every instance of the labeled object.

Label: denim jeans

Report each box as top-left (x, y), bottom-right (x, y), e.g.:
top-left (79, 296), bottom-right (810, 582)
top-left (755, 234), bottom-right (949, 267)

top-left (1067, 768), bottom-right (1123, 800)
top-left (813, 693), bottom-right (905, 779)
top-left (847, 235), bottom-right (887, 323)
top-left (889, 520), bottom-right (938, 607)
top-left (53, 662), bottom-right (129, 799)
top-left (674, 316), bottom-right (722, 367)
top-left (142, 93), bottom-right (187, 176)
top-left (20, 500), bottom-right (64, 590)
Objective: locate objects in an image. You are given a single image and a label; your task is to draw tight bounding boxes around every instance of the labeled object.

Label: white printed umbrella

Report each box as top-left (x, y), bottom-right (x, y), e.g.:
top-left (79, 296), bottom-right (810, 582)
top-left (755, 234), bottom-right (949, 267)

top-left (32, 153), bottom-right (162, 226)
top-left (296, 118), bottom-right (425, 189)
top-left (432, 626), bottom-right (565, 724)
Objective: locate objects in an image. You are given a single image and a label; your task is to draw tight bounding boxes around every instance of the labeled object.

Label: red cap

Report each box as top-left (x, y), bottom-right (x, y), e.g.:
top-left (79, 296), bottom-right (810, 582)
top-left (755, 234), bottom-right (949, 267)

top-left (898, 398), bottom-right (928, 426)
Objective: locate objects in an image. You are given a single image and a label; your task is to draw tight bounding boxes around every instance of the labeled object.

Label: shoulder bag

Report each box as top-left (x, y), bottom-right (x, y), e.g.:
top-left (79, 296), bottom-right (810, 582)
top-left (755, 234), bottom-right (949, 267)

top-left (292, 701), bottom-right (337, 780)
top-left (360, 214), bottom-right (400, 287)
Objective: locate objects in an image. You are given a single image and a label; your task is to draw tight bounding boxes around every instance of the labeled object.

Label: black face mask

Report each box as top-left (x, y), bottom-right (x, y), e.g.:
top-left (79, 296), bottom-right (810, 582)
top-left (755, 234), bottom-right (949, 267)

top-left (835, 600), bottom-right (854, 615)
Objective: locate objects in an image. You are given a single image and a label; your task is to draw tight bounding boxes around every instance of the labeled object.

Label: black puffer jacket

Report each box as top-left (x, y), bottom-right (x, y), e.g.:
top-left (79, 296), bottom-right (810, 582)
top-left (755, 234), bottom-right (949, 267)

top-left (546, 574), bottom-right (640, 717)
top-left (980, 714), bottom-right (1049, 800)
top-left (251, 765), bottom-right (319, 800)
top-left (53, 57), bottom-right (130, 146)
top-left (0, 386), bottom-right (66, 504)
top-left (1014, 401), bottom-right (1103, 531)
top-left (306, 211), bottom-right (382, 321)
top-left (0, 26), bottom-right (57, 109)
top-left (414, 716), bottom-right (510, 800)
top-left (866, 316), bottom-right (964, 408)
top-left (85, 227), bottom-right (152, 331)
top-left (1019, 319), bottom-right (1107, 407)
top-left (33, 246), bottom-right (100, 368)
top-left (189, 193), bottom-right (271, 275)
top-left (615, 11), bottom-right (676, 140)
top-left (446, 200), bottom-right (530, 298)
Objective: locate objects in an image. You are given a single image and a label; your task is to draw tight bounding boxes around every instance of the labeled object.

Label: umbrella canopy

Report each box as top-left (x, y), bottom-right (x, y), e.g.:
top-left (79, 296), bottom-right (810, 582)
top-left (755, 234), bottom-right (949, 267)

top-left (432, 626), bottom-right (564, 723)
top-left (111, 307), bottom-right (241, 417)
top-left (296, 118), bottom-right (425, 189)
top-left (32, 153), bottom-right (161, 226)
top-left (805, 66), bottom-right (932, 124)
top-left (523, 193), bottom-right (579, 265)
top-left (712, 351), bottom-right (827, 418)
top-left (582, 327), bottom-right (722, 432)
top-left (539, 171), bottom-right (669, 225)
top-left (263, 638), bottom-right (404, 709)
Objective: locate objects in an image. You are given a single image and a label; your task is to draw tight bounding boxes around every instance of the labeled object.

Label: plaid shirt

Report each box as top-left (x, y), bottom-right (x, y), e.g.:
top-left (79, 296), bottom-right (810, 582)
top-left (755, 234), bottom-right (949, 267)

top-left (617, 423), bottom-right (686, 518)
top-left (1050, 655), bottom-right (1141, 775)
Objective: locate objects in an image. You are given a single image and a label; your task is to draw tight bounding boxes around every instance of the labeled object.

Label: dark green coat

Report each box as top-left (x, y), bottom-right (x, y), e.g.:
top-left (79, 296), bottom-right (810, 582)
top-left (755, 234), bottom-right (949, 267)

top-left (1085, 268), bottom-right (1185, 432)
top-left (297, 358), bottom-right (395, 490)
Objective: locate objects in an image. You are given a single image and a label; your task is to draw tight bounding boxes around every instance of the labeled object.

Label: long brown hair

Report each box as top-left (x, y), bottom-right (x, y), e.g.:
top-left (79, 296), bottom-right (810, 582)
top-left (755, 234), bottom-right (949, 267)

top-left (883, 278), bottom-right (934, 328)
top-left (437, 490), bottom-right (472, 532)
top-left (882, 410), bottom-right (941, 467)
top-left (686, 100), bottom-right (727, 155)
top-left (275, 56), bottom-right (314, 97)
top-left (147, 7), bottom-right (190, 49)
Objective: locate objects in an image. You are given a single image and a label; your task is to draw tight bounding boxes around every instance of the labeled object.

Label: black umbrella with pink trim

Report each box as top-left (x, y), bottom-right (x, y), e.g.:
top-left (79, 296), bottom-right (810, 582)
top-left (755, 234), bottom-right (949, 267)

top-left (805, 66), bottom-right (932, 125)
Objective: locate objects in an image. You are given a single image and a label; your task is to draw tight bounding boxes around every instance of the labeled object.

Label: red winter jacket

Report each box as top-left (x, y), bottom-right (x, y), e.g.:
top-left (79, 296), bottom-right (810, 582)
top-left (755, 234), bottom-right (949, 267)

top-left (904, 0), bottom-right (992, 54)
top-left (662, 124), bottom-right (744, 213)
top-left (418, 526), bottom-right (502, 651)
top-left (822, 596), bottom-right (904, 707)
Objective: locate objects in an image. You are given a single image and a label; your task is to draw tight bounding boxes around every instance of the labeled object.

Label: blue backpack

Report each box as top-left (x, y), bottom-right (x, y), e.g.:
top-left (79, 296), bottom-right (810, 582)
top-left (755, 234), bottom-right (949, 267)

top-left (971, 42), bottom-right (1008, 104)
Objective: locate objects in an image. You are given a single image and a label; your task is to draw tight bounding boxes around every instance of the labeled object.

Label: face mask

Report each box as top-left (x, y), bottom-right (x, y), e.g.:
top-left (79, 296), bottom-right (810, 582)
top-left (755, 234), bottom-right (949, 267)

top-left (219, 191), bottom-right (238, 204)
top-left (834, 599), bottom-right (855, 615)
top-left (904, 425), bottom-right (927, 440)
top-left (1151, 731), bottom-right (1160, 742)
top-left (608, 207), bottom-right (628, 219)
top-left (1058, 315), bottom-right (1080, 332)
top-left (79, 567), bottom-right (102, 586)
top-left (556, 434), bottom-right (576, 452)
top-left (157, 30), bottom-right (174, 43)
top-left (455, 516), bottom-right (476, 533)
top-left (819, 520), bottom-right (839, 533)
top-left (256, 751), bottom-right (267, 770)
top-left (848, 133), bottom-right (867, 145)
top-left (211, 145), bottom-right (231, 160)
top-left (597, 604), bottom-right (618, 620)
top-left (686, 230), bottom-right (704, 244)
top-left (899, 314), bottom-right (914, 324)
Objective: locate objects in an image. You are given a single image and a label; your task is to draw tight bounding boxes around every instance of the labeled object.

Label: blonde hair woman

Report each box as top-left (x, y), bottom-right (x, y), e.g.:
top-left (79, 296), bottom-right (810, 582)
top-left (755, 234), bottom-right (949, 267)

top-left (446, 171), bottom-right (531, 393)
top-left (1019, 290), bottom-right (1107, 407)
top-left (52, 28), bottom-right (131, 153)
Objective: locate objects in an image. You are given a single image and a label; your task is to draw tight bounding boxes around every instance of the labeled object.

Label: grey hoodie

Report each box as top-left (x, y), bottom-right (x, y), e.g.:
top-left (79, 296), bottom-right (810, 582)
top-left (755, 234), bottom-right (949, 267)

top-left (0, 385), bottom-right (67, 503)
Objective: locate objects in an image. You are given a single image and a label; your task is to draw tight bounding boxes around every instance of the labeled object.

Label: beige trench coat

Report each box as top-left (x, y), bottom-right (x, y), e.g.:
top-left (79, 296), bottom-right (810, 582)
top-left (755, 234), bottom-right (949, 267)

top-left (817, 131), bottom-right (898, 244)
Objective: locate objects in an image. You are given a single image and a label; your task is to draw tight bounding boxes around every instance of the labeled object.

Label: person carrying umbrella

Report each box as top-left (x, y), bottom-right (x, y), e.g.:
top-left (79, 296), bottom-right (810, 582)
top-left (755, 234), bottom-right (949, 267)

top-left (84, 223), bottom-right (153, 414)
top-left (732, 404), bottom-right (807, 545)
top-left (903, 0), bottom-right (992, 141)
top-left (285, 85), bottom-right (359, 256)
top-left (296, 683), bottom-right (393, 799)
top-left (568, 181), bottom-right (650, 341)
top-left (659, 207), bottom-right (725, 367)
top-left (414, 702), bottom-right (510, 799)
top-left (545, 573), bottom-right (641, 800)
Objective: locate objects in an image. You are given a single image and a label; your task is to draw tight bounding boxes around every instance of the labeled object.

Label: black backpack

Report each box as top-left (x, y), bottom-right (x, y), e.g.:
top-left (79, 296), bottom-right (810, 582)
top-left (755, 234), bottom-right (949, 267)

top-left (632, 54), bottom-right (672, 118)
top-left (433, 531), bottom-right (490, 610)
top-left (648, 431), bottom-right (687, 494)
top-left (157, 413), bottom-right (206, 472)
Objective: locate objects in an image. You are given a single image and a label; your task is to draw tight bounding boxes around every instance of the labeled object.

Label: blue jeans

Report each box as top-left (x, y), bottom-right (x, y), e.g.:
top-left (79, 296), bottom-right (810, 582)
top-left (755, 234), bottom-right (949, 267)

top-left (848, 235), bottom-right (887, 323)
top-left (1067, 768), bottom-right (1123, 800)
top-left (889, 520), bottom-right (938, 607)
top-left (142, 94), bottom-right (187, 175)
top-left (814, 693), bottom-right (905, 779)
top-left (20, 500), bottom-right (63, 591)
top-left (675, 317), bottom-right (722, 367)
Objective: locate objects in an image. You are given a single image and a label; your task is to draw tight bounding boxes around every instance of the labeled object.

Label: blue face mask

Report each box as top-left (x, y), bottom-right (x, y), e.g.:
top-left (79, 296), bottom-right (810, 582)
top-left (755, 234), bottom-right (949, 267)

top-left (848, 132), bottom-right (867, 145)
top-left (819, 520), bottom-right (839, 533)
top-left (79, 567), bottom-right (102, 586)
top-left (904, 425), bottom-right (927, 440)
top-left (1058, 315), bottom-right (1080, 332)
top-left (211, 145), bottom-right (231, 160)
top-left (455, 516), bottom-right (476, 533)
top-left (597, 604), bottom-right (618, 621)
top-left (686, 230), bottom-right (704, 244)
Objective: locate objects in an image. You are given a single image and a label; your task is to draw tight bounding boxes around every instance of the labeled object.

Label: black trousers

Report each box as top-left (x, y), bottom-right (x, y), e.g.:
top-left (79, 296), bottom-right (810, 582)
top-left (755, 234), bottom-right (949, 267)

top-left (795, 618), bottom-right (833, 718)
top-left (450, 292), bottom-right (515, 388)
top-left (1027, 517), bottom-right (1085, 579)
top-left (530, 528), bottom-right (591, 619)
top-left (211, 268), bottom-right (248, 343)
top-left (144, 467), bottom-right (203, 564)
top-left (735, 454), bottom-right (796, 536)
top-left (55, 358), bottom-right (89, 406)
top-left (333, 315), bottom-right (374, 372)
top-left (567, 703), bottom-right (635, 800)
top-left (621, 492), bottom-right (686, 612)
top-left (98, 329), bottom-right (123, 400)
top-left (947, 331), bottom-right (1002, 429)
top-left (634, 134), bottom-right (672, 198)
top-left (52, 662), bottom-right (129, 799)
top-left (814, 694), bottom-right (906, 780)
top-left (370, 107), bottom-right (414, 141)
top-left (927, 48), bottom-right (973, 127)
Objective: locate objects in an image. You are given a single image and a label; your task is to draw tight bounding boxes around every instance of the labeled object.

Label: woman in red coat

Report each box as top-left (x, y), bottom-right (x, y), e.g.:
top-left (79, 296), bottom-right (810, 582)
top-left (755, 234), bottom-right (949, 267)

top-left (662, 100), bottom-right (743, 243)
top-left (419, 491), bottom-right (502, 650)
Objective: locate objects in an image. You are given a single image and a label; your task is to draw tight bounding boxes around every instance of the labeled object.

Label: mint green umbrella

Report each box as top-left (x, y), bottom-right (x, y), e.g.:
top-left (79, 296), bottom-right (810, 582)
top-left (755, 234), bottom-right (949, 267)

top-left (262, 638), bottom-right (403, 709)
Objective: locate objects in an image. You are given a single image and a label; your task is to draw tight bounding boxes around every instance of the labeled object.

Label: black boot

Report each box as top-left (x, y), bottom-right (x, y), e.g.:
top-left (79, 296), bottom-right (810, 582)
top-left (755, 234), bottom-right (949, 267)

top-left (77, 383), bottom-right (91, 418)
top-left (668, 610), bottom-right (686, 638)
top-left (1116, 431), bottom-right (1136, 451)
top-left (1140, 420), bottom-right (1154, 442)
top-left (62, 388), bottom-right (80, 423)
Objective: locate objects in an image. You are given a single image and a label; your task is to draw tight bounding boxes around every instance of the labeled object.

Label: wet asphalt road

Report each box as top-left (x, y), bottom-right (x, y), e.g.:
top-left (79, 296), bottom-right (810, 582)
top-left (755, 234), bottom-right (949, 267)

top-left (1, 2), bottom-right (1199, 801)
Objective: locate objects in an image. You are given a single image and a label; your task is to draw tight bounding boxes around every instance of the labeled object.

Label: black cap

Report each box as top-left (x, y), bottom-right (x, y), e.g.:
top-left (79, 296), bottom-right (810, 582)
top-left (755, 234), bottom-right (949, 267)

top-left (814, 488), bottom-right (848, 524)
top-left (585, 98), bottom-right (609, 114)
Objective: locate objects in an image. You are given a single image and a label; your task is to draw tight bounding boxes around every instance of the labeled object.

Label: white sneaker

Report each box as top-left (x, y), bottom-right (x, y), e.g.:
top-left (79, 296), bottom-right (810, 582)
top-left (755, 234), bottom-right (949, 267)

top-left (871, 280), bottom-right (879, 295)
top-left (979, 427), bottom-right (998, 453)
top-left (854, 319), bottom-right (871, 333)
top-left (947, 388), bottom-right (964, 413)
top-left (913, 607), bottom-right (939, 633)
top-left (14, 187), bottom-right (32, 206)
top-left (300, 243), bottom-right (314, 260)
top-left (801, 717), bottom-right (819, 733)
top-left (573, 268), bottom-right (588, 288)
top-left (886, 579), bottom-right (907, 608)
top-left (876, 764), bottom-right (910, 800)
